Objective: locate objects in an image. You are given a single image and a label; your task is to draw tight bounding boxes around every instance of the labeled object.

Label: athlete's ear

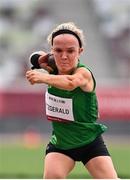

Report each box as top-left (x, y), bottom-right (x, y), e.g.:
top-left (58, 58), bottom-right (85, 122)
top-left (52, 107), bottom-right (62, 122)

top-left (79, 48), bottom-right (84, 55)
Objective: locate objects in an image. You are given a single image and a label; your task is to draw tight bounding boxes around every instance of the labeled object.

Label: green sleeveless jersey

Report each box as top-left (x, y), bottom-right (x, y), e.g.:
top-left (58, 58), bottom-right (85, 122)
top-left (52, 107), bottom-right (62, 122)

top-left (45, 63), bottom-right (107, 149)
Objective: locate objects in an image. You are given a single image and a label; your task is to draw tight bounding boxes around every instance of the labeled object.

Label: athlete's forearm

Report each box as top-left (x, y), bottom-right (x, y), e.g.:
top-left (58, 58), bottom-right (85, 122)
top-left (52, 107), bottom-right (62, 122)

top-left (26, 70), bottom-right (78, 90)
top-left (40, 73), bottom-right (77, 90)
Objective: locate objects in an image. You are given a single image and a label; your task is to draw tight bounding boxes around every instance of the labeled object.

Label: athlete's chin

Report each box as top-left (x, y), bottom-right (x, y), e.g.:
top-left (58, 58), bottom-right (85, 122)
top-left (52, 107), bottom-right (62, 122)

top-left (59, 69), bottom-right (73, 75)
top-left (61, 64), bottom-right (70, 68)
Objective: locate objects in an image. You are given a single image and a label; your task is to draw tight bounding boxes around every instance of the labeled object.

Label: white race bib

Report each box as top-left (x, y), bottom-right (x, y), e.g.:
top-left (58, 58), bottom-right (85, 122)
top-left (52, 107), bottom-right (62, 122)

top-left (45, 91), bottom-right (74, 122)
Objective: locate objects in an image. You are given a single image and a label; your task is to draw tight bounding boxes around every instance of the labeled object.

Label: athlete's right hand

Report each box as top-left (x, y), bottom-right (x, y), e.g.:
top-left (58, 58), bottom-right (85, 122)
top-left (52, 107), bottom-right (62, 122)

top-left (30, 51), bottom-right (58, 74)
top-left (38, 53), bottom-right (57, 74)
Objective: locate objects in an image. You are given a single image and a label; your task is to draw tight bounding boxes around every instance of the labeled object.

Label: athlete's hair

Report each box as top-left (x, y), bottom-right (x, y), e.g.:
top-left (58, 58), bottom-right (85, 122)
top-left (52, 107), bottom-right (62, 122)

top-left (47, 22), bottom-right (85, 47)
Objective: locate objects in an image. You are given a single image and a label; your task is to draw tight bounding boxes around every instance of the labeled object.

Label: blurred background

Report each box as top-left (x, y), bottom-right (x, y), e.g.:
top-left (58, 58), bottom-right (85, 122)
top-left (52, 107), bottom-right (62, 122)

top-left (0, 0), bottom-right (130, 178)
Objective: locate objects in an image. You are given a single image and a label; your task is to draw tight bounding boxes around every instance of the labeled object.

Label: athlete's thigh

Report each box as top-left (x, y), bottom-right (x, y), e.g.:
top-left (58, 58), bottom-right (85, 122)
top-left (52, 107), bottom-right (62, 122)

top-left (44, 152), bottom-right (75, 178)
top-left (85, 156), bottom-right (118, 179)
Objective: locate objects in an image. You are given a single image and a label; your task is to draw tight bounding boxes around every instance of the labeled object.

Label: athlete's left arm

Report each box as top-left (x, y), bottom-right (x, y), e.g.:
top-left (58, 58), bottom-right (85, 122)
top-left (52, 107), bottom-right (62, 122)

top-left (26, 67), bottom-right (93, 91)
top-left (70, 67), bottom-right (94, 92)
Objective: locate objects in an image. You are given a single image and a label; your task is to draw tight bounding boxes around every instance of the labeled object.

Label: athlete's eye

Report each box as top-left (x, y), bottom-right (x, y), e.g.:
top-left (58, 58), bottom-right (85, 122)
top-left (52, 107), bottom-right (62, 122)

top-left (54, 48), bottom-right (62, 53)
top-left (67, 49), bottom-right (75, 53)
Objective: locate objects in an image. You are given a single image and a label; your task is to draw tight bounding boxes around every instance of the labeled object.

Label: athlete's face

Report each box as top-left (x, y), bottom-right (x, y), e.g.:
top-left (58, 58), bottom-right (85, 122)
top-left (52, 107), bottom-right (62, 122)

top-left (51, 34), bottom-right (83, 74)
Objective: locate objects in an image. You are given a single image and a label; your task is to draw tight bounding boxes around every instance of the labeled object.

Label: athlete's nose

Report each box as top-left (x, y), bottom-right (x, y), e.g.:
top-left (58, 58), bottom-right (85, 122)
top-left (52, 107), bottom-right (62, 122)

top-left (61, 52), bottom-right (67, 59)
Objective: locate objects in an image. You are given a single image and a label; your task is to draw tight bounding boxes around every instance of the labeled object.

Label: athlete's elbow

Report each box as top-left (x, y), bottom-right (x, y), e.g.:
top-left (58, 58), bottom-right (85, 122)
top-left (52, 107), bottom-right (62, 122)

top-left (67, 81), bottom-right (77, 91)
top-left (64, 77), bottom-right (79, 91)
